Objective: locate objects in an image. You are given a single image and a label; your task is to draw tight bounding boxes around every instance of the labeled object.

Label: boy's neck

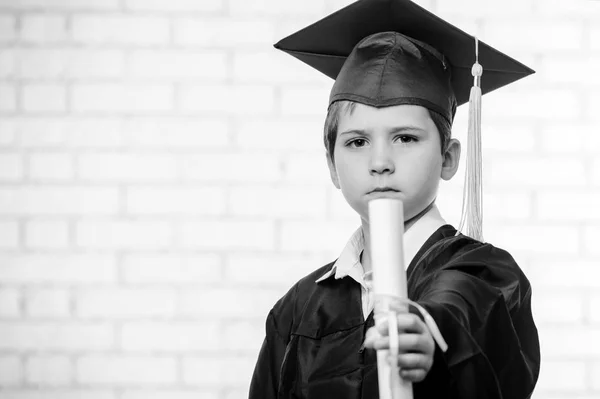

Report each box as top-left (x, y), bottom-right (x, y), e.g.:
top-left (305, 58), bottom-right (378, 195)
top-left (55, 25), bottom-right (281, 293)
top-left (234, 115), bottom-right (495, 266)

top-left (360, 201), bottom-right (435, 275)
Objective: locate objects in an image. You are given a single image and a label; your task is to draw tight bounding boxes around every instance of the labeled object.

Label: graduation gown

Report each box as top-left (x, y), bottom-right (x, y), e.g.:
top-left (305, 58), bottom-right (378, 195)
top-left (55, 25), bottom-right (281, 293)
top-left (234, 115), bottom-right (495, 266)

top-left (249, 225), bottom-right (540, 399)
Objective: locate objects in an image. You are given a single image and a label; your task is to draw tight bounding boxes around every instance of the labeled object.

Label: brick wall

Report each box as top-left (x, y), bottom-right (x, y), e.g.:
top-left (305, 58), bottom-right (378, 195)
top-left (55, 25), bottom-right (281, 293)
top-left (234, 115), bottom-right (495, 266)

top-left (0, 0), bottom-right (598, 398)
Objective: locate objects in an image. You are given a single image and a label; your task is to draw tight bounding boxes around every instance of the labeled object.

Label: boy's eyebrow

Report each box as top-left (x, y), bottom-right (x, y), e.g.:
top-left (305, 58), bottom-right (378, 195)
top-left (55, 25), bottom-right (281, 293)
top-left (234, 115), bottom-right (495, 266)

top-left (339, 126), bottom-right (429, 136)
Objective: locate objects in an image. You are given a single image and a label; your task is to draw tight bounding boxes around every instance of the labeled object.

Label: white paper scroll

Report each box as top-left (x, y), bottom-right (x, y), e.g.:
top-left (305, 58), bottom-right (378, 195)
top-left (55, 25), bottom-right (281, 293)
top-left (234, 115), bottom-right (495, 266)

top-left (368, 198), bottom-right (412, 399)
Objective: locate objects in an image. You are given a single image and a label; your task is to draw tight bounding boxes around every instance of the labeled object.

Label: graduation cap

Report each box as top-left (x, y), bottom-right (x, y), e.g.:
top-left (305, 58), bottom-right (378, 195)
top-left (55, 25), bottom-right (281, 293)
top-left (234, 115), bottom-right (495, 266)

top-left (273, 0), bottom-right (535, 242)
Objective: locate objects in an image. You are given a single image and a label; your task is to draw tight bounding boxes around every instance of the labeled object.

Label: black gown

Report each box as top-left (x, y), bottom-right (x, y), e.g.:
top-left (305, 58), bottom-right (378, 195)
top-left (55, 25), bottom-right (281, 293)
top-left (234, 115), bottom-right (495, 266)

top-left (249, 225), bottom-right (540, 399)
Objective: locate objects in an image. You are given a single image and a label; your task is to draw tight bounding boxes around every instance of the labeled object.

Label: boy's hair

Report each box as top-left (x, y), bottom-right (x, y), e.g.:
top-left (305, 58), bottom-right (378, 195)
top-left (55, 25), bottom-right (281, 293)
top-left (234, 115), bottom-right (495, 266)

top-left (324, 100), bottom-right (452, 164)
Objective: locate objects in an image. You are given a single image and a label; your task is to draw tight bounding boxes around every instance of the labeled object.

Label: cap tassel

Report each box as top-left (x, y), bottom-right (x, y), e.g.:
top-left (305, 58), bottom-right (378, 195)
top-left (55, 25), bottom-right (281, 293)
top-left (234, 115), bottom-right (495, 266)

top-left (457, 37), bottom-right (484, 242)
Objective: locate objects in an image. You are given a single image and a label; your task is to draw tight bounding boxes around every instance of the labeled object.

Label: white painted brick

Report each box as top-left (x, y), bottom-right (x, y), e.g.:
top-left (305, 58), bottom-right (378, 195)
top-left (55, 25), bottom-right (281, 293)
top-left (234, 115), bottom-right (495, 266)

top-left (592, 362), bottom-right (600, 390)
top-left (484, 157), bottom-right (586, 187)
top-left (0, 322), bottom-right (114, 351)
top-left (122, 391), bottom-right (218, 399)
top-left (590, 94), bottom-right (600, 122)
top-left (0, 82), bottom-right (17, 111)
top-left (484, 191), bottom-right (533, 220)
top-left (222, 320), bottom-right (264, 353)
top-left (181, 152), bottom-right (281, 182)
top-left (66, 50), bottom-right (125, 79)
top-left (123, 117), bottom-right (228, 148)
top-left (480, 124), bottom-right (537, 153)
top-left (20, 14), bottom-right (68, 43)
top-left (15, 117), bottom-right (124, 148)
top-left (235, 117), bottom-right (324, 150)
top-left (66, 118), bottom-right (124, 148)
top-left (589, 295), bottom-right (600, 324)
top-left (179, 220), bottom-right (275, 250)
top-left (540, 56), bottom-right (600, 86)
top-left (484, 225), bottom-right (579, 255)
top-left (0, 187), bottom-right (119, 215)
top-left (180, 287), bottom-right (282, 318)
top-left (78, 153), bottom-right (178, 181)
top-left (483, 19), bottom-right (583, 51)
top-left (76, 220), bottom-right (175, 250)
top-left (76, 356), bottom-right (177, 385)
top-left (126, 186), bottom-right (226, 215)
top-left (72, 84), bottom-right (173, 113)
top-left (182, 356), bottom-right (254, 386)
top-left (0, 15), bottom-right (16, 42)
top-left (0, 391), bottom-right (116, 399)
top-left (0, 356), bottom-right (22, 387)
top-left (592, 26), bottom-right (600, 50)
top-left (76, 288), bottom-right (176, 319)
top-left (535, 360), bottom-right (586, 391)
top-left (0, 48), bottom-right (15, 78)
top-left (174, 17), bottom-right (274, 46)
top-left (233, 51), bottom-right (329, 84)
top-left (532, 291), bottom-right (584, 324)
top-left (26, 355), bottom-right (72, 386)
top-left (583, 226), bottom-right (600, 255)
top-left (537, 190), bottom-right (600, 220)
top-left (539, 123), bottom-right (595, 154)
top-left (72, 16), bottom-right (170, 45)
top-left (283, 153), bottom-right (331, 185)
top-left (120, 321), bottom-right (219, 352)
top-left (533, 0), bottom-right (600, 16)
top-left (0, 119), bottom-right (16, 145)
top-left (28, 153), bottom-right (74, 180)
top-left (229, 0), bottom-right (325, 15)
top-left (0, 0), bottom-right (120, 9)
top-left (225, 253), bottom-right (324, 285)
top-left (0, 288), bottom-right (20, 317)
top-left (0, 254), bottom-right (117, 284)
top-left (484, 88), bottom-right (580, 121)
top-left (14, 117), bottom-right (67, 147)
top-left (179, 84), bottom-right (275, 115)
top-left (25, 288), bottom-right (70, 318)
top-left (593, 158), bottom-right (600, 185)
top-left (281, 220), bottom-right (358, 252)
top-left (128, 50), bottom-right (228, 80)
top-left (281, 87), bottom-right (330, 116)
top-left (125, 0), bottom-right (223, 12)
top-left (529, 260), bottom-right (600, 289)
top-left (22, 83), bottom-right (67, 113)
top-left (17, 49), bottom-right (125, 79)
top-left (437, 0), bottom-right (531, 17)
top-left (541, 326), bottom-right (600, 356)
top-left (122, 253), bottom-right (222, 284)
top-left (0, 153), bottom-right (22, 180)
top-left (229, 185), bottom-right (327, 217)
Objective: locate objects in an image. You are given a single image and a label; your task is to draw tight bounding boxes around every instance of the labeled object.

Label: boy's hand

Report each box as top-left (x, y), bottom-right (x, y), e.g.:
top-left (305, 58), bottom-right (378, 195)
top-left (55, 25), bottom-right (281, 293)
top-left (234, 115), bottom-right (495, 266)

top-left (364, 313), bottom-right (435, 382)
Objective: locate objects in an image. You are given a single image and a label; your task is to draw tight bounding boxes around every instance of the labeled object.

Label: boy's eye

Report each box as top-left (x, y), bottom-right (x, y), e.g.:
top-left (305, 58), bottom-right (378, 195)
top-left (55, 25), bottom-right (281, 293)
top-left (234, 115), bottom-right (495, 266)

top-left (346, 138), bottom-right (367, 148)
top-left (396, 135), bottom-right (417, 143)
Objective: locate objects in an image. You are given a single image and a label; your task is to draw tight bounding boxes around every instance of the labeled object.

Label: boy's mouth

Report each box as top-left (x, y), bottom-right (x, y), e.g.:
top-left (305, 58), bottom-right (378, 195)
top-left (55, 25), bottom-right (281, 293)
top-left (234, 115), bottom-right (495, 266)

top-left (368, 187), bottom-right (399, 194)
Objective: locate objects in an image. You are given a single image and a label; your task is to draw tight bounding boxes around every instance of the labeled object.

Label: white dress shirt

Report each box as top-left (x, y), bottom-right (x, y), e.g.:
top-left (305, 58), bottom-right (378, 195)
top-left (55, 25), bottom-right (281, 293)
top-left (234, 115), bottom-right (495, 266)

top-left (315, 204), bottom-right (447, 319)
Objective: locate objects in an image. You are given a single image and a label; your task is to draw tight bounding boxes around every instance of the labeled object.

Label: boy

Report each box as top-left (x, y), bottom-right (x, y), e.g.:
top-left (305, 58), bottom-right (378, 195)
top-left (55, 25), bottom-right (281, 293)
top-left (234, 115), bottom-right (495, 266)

top-left (249, 0), bottom-right (540, 398)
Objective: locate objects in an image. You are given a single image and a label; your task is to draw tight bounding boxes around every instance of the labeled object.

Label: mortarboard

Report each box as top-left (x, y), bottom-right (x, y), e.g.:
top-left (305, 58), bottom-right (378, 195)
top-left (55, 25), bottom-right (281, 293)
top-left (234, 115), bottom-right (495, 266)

top-left (273, 0), bottom-right (535, 241)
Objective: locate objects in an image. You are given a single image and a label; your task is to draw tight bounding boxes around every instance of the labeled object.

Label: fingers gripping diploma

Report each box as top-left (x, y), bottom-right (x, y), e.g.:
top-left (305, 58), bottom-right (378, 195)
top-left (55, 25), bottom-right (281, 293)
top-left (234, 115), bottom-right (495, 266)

top-left (363, 313), bottom-right (435, 382)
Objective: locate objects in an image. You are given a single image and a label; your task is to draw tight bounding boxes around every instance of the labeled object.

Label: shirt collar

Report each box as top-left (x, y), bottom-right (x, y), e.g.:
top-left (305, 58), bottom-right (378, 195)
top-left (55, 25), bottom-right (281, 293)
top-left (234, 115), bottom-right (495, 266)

top-left (315, 204), bottom-right (446, 284)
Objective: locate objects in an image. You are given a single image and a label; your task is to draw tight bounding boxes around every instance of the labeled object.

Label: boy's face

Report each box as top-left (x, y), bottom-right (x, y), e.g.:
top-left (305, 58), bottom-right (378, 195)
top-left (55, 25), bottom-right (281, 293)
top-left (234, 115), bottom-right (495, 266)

top-left (327, 103), bottom-right (458, 223)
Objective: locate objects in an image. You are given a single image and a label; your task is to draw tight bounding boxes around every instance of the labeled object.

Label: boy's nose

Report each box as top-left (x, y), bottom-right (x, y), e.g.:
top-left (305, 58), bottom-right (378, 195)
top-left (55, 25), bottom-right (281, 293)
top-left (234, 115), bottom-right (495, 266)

top-left (369, 147), bottom-right (395, 175)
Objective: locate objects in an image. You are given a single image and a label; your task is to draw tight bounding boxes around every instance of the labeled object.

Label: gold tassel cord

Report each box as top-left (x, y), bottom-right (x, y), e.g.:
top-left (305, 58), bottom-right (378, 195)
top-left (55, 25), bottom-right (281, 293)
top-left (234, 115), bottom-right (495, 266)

top-left (457, 37), bottom-right (484, 242)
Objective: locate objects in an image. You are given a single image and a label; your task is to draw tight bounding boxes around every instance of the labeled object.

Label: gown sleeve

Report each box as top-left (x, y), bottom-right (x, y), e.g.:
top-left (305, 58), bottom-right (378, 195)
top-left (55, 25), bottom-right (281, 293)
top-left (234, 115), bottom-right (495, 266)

top-left (248, 310), bottom-right (288, 399)
top-left (413, 243), bottom-right (540, 399)
top-left (249, 282), bottom-right (298, 399)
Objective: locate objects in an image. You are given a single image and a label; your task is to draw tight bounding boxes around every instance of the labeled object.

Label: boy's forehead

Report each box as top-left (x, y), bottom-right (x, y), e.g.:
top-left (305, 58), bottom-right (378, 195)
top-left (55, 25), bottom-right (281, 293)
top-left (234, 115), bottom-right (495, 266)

top-left (337, 104), bottom-right (435, 133)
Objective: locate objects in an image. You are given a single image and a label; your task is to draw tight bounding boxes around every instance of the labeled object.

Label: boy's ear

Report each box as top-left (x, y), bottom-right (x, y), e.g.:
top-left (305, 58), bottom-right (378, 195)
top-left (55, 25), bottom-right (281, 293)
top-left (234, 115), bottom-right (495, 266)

top-left (441, 138), bottom-right (461, 181)
top-left (326, 151), bottom-right (341, 189)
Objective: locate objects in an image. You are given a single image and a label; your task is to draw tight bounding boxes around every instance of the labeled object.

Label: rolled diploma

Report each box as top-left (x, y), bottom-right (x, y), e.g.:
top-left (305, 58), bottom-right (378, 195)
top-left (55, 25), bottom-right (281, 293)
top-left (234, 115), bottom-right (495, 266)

top-left (368, 198), bottom-right (412, 399)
